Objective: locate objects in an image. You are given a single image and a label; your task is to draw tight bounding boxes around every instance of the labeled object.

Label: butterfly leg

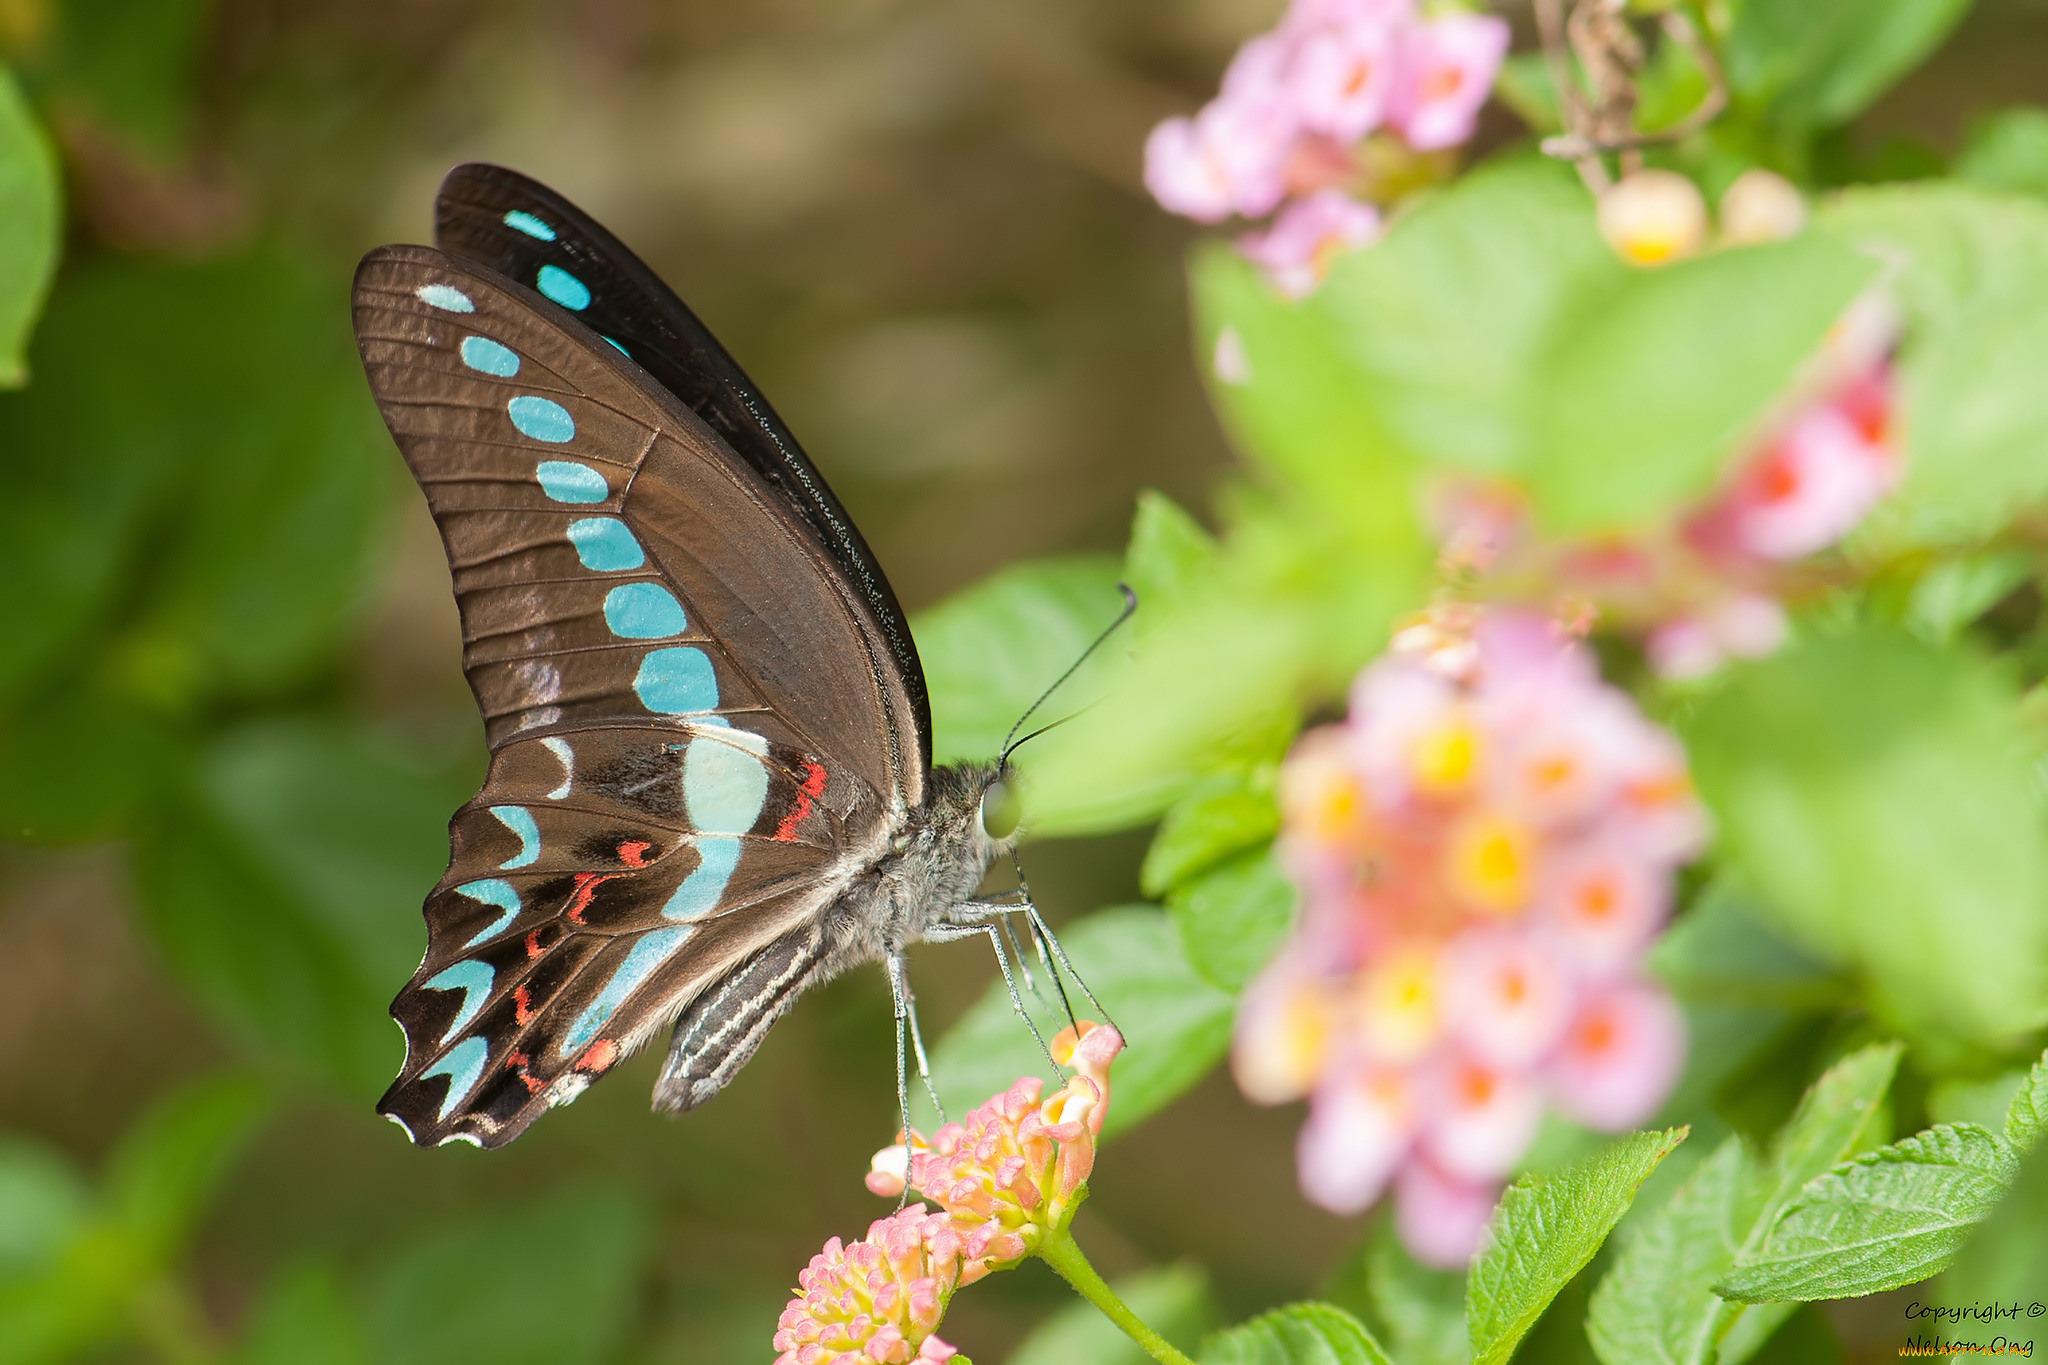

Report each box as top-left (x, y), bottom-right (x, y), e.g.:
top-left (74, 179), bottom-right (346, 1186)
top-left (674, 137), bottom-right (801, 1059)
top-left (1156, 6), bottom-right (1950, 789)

top-left (885, 953), bottom-right (948, 1137)
top-left (923, 920), bottom-right (1062, 1075)
top-left (1022, 901), bottom-right (1119, 1038)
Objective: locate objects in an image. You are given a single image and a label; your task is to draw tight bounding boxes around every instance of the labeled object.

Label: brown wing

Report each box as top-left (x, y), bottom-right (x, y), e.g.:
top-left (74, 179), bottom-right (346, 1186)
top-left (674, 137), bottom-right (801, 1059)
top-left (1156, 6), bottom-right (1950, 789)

top-left (352, 245), bottom-right (917, 1147)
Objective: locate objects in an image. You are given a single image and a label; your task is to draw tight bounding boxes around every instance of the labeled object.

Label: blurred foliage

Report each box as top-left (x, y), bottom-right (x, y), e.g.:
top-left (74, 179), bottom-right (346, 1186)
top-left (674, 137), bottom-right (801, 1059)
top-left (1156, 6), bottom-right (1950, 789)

top-left (6, 0), bottom-right (2048, 1361)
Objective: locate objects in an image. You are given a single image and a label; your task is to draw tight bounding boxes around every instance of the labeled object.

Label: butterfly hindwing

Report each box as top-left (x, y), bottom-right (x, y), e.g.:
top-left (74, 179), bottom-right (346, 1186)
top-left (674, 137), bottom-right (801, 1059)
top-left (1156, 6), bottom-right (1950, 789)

top-left (429, 162), bottom-right (932, 773)
top-left (353, 246), bottom-right (907, 1146)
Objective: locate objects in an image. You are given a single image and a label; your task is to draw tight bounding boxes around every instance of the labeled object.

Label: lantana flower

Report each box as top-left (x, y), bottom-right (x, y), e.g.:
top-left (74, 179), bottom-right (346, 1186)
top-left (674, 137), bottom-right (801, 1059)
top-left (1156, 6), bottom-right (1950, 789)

top-left (772, 1205), bottom-right (968, 1365)
top-left (1144, 0), bottom-right (1507, 294)
top-left (787, 1025), bottom-right (1130, 1364)
top-left (1236, 610), bottom-right (1704, 1266)
top-left (870, 1024), bottom-right (1124, 1267)
top-left (1426, 290), bottom-right (1902, 680)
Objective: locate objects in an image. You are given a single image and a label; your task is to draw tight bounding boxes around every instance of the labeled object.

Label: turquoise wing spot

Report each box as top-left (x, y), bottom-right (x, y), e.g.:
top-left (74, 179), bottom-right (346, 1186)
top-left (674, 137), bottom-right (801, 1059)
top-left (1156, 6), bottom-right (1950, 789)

top-left (491, 805), bottom-right (540, 869)
top-left (633, 647), bottom-right (718, 714)
top-left (536, 460), bottom-right (607, 503)
top-left (416, 284), bottom-right (474, 312)
top-left (455, 879), bottom-right (521, 947)
top-left (537, 264), bottom-right (592, 311)
top-left (602, 582), bottom-right (686, 638)
top-left (508, 395), bottom-right (575, 443)
top-left (563, 926), bottom-right (692, 1054)
top-left (541, 736), bottom-right (573, 799)
top-left (566, 517), bottom-right (644, 571)
top-left (603, 336), bottom-right (631, 357)
top-left (660, 836), bottom-right (742, 920)
top-left (424, 960), bottom-right (495, 1044)
top-left (503, 209), bottom-right (556, 240)
top-left (684, 729), bottom-right (770, 834)
top-left (459, 335), bottom-right (520, 377)
top-left (421, 1035), bottom-right (489, 1120)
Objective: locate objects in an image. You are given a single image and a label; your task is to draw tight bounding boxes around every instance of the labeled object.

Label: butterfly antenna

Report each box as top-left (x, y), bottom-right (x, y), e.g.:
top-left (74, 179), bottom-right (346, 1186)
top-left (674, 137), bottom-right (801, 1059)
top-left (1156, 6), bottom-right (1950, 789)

top-left (998, 584), bottom-right (1138, 771)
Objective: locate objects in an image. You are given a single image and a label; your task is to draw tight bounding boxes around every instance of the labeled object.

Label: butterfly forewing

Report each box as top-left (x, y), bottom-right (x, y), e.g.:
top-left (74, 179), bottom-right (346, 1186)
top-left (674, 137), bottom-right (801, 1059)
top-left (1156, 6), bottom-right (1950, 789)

top-left (429, 162), bottom-right (932, 776)
top-left (353, 246), bottom-right (906, 1147)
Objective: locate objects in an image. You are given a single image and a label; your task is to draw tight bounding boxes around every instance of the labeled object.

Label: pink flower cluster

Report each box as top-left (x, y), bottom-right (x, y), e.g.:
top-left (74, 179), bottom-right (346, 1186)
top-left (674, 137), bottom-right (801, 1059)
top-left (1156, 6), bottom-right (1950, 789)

top-left (1145, 0), bottom-right (1508, 296)
top-left (869, 1023), bottom-right (1121, 1265)
top-left (777, 1026), bottom-right (1124, 1362)
top-left (1433, 296), bottom-right (1902, 680)
top-left (1235, 611), bottom-right (1704, 1267)
top-left (773, 1205), bottom-right (966, 1365)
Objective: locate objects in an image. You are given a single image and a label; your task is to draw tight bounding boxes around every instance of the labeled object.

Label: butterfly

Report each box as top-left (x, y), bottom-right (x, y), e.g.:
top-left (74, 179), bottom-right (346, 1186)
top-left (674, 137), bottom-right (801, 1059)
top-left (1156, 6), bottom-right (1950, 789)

top-left (352, 163), bottom-right (1062, 1149)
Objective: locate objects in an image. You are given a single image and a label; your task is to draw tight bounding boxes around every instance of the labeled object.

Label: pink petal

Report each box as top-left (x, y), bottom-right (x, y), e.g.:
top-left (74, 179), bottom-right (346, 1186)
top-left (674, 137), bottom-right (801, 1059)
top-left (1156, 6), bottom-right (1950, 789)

top-left (1394, 1159), bottom-right (1501, 1269)
top-left (1296, 1066), bottom-right (1416, 1214)
top-left (1416, 1053), bottom-right (1544, 1181)
top-left (1549, 982), bottom-right (1686, 1130)
top-left (1440, 929), bottom-right (1573, 1068)
top-left (1238, 190), bottom-right (1381, 298)
top-left (1388, 13), bottom-right (1508, 151)
top-left (1533, 840), bottom-right (1668, 978)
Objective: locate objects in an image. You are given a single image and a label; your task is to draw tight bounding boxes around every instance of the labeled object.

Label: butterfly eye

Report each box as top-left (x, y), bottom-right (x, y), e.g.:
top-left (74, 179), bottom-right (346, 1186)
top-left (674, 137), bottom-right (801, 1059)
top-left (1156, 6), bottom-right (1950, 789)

top-left (978, 779), bottom-right (1022, 840)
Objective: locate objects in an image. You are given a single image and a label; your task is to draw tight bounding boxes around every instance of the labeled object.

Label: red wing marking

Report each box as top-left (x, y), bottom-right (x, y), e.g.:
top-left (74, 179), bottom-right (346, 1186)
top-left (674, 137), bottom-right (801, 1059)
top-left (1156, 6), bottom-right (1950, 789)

top-left (576, 1039), bottom-right (619, 1073)
top-left (772, 762), bottom-right (829, 842)
top-left (514, 984), bottom-right (534, 1026)
top-left (504, 1049), bottom-right (545, 1094)
top-left (525, 931), bottom-right (545, 960)
top-left (618, 840), bottom-right (651, 868)
top-left (564, 871), bottom-right (618, 925)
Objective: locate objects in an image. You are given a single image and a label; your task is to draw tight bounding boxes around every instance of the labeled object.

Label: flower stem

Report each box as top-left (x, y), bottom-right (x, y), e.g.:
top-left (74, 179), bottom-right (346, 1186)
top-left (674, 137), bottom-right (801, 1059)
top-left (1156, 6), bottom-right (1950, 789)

top-left (1034, 1225), bottom-right (1196, 1365)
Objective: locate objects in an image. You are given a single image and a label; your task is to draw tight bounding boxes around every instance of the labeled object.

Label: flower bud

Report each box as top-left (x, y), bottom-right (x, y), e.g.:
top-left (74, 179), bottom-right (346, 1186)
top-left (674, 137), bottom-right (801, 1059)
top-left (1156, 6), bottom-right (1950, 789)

top-left (1718, 169), bottom-right (1806, 245)
top-left (1597, 170), bottom-right (1708, 266)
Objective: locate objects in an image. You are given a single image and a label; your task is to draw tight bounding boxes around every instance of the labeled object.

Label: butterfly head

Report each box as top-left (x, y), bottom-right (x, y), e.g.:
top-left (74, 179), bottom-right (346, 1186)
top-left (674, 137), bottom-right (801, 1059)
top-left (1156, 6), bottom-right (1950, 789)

top-left (978, 772), bottom-right (1023, 841)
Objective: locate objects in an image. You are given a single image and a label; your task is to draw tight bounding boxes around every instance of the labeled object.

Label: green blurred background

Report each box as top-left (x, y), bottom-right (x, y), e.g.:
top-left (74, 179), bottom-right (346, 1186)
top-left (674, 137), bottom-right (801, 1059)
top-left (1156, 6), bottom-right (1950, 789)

top-left (4, 0), bottom-right (2048, 1360)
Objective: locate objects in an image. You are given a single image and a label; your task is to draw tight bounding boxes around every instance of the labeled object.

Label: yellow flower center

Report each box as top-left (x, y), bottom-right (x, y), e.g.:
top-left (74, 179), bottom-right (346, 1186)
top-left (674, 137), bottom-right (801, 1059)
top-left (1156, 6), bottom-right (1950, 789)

top-left (1411, 718), bottom-right (1478, 793)
top-left (1358, 944), bottom-right (1440, 1060)
top-left (1447, 813), bottom-right (1532, 913)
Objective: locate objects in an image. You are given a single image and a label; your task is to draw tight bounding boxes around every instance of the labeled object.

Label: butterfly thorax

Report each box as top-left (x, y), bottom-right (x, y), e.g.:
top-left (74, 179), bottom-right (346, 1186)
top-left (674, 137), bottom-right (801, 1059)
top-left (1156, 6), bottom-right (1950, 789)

top-left (848, 760), bottom-right (1016, 955)
top-left (651, 761), bottom-right (1014, 1114)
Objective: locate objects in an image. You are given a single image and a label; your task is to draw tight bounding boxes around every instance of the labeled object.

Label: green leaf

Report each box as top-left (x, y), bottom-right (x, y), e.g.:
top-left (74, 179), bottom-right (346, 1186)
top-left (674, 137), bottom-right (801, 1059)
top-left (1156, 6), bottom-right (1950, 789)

top-left (918, 906), bottom-right (1233, 1140)
top-left (0, 251), bottom-right (389, 705)
top-left (45, 0), bottom-right (215, 157)
top-left (101, 1074), bottom-right (269, 1260)
top-left (912, 555), bottom-right (1125, 768)
top-left (198, 718), bottom-right (474, 994)
top-left (1590, 1043), bottom-right (1898, 1363)
top-left (0, 1141), bottom-right (90, 1274)
top-left (1468, 1128), bottom-right (1687, 1365)
top-left (0, 679), bottom-right (181, 844)
top-left (368, 1184), bottom-right (649, 1365)
top-left (1935, 1140), bottom-right (2048, 1310)
top-left (1191, 244), bottom-right (1412, 515)
top-left (1717, 1123), bottom-right (2018, 1302)
top-left (1010, 1264), bottom-right (1214, 1365)
top-left (1340, 1214), bottom-right (1469, 1365)
top-left (1905, 551), bottom-right (2033, 645)
top-left (1202, 1302), bottom-right (1394, 1365)
top-left (1141, 767), bottom-right (1280, 897)
top-left (1166, 848), bottom-right (1296, 993)
top-left (1685, 625), bottom-right (2048, 1056)
top-left (1590, 1138), bottom-right (1768, 1365)
top-left (0, 65), bottom-right (59, 388)
top-left (129, 717), bottom-right (471, 1090)
top-left (1529, 235), bottom-right (1876, 534)
top-left (2002, 1049), bottom-right (2048, 1152)
top-left (1957, 107), bottom-right (2048, 201)
top-left (1821, 184), bottom-right (2048, 547)
top-left (234, 1263), bottom-right (366, 1365)
top-left (1723, 0), bottom-right (1973, 131)
top-left (1312, 158), bottom-right (1621, 479)
top-left (1124, 491), bottom-right (1217, 622)
top-left (131, 797), bottom-right (398, 1095)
